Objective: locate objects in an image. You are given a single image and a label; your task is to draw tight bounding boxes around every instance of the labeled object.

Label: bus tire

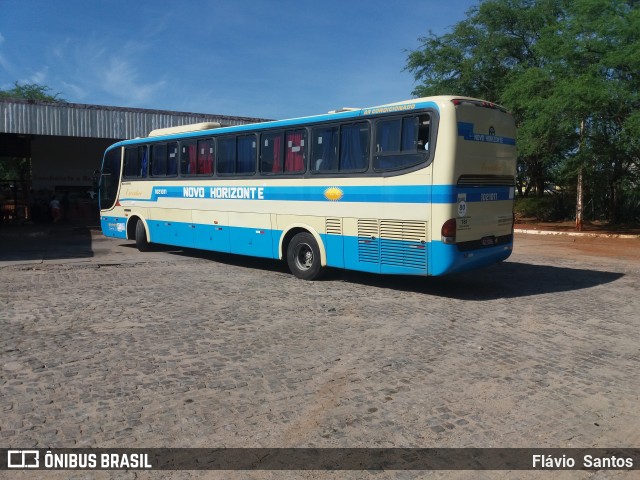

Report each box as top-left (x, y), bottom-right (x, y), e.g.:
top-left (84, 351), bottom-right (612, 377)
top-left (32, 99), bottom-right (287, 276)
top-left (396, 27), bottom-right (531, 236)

top-left (135, 220), bottom-right (150, 252)
top-left (287, 232), bottom-right (325, 280)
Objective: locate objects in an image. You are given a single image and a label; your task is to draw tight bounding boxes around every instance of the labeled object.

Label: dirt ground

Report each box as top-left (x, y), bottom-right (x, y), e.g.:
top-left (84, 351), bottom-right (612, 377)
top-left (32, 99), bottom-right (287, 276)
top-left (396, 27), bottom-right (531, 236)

top-left (515, 233), bottom-right (640, 263)
top-left (515, 220), bottom-right (640, 262)
top-left (516, 219), bottom-right (640, 236)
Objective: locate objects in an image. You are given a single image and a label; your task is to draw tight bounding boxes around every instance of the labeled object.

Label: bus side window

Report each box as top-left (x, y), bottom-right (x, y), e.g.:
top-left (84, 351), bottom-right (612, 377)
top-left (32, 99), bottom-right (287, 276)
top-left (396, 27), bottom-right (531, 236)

top-left (285, 129), bottom-right (306, 173)
top-left (124, 145), bottom-right (147, 178)
top-left (311, 126), bottom-right (338, 172)
top-left (237, 135), bottom-right (257, 174)
top-left (401, 117), bottom-right (417, 151)
top-left (217, 137), bottom-right (236, 174)
top-left (140, 147), bottom-right (148, 177)
top-left (376, 118), bottom-right (401, 153)
top-left (374, 114), bottom-right (431, 171)
top-left (417, 115), bottom-right (430, 152)
top-left (167, 142), bottom-right (178, 176)
top-left (197, 139), bottom-right (214, 175)
top-left (261, 132), bottom-right (284, 173)
top-left (340, 122), bottom-right (369, 171)
top-left (151, 143), bottom-right (168, 177)
top-left (180, 140), bottom-right (197, 176)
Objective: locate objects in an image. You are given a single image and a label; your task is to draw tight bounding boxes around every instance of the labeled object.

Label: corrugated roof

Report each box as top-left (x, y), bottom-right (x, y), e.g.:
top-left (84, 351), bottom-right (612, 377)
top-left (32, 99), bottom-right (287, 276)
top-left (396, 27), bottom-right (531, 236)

top-left (0, 99), bottom-right (268, 139)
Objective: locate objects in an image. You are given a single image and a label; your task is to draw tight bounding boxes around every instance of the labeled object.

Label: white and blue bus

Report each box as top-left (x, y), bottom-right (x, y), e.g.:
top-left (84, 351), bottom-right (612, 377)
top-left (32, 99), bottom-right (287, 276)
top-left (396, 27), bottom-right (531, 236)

top-left (99, 96), bottom-right (516, 280)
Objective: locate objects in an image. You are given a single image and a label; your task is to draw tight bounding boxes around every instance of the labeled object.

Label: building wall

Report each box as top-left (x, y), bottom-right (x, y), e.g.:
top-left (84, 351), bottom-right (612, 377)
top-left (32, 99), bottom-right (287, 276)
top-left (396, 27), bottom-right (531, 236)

top-left (0, 99), bottom-right (268, 223)
top-left (0, 99), bottom-right (265, 139)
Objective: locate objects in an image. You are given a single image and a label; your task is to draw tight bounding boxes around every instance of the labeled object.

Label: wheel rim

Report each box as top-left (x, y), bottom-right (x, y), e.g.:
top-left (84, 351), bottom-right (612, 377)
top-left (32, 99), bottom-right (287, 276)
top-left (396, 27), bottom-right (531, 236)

top-left (294, 242), bottom-right (314, 271)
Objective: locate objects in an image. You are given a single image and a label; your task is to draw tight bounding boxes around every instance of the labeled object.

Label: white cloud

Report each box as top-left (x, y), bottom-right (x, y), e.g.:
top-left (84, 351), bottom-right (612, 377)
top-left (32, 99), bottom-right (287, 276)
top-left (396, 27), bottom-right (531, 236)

top-left (51, 38), bottom-right (71, 59)
top-left (1, 25), bottom-right (168, 107)
top-left (52, 36), bottom-right (168, 107)
top-left (0, 53), bottom-right (10, 73)
top-left (0, 32), bottom-right (10, 73)
top-left (100, 54), bottom-right (166, 105)
top-left (26, 69), bottom-right (48, 84)
top-left (60, 81), bottom-right (87, 100)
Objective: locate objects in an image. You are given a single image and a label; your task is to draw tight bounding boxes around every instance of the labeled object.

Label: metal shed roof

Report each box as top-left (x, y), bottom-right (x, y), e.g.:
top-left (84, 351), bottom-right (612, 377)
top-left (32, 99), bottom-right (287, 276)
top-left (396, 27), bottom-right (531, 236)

top-left (0, 98), bottom-right (267, 140)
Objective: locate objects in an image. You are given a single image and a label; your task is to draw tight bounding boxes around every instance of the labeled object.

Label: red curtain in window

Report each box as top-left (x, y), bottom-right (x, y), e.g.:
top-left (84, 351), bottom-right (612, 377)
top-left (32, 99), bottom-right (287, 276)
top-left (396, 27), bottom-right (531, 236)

top-left (198, 141), bottom-right (213, 174)
top-left (285, 132), bottom-right (304, 172)
top-left (272, 135), bottom-right (282, 173)
top-left (205, 147), bottom-right (213, 173)
top-left (188, 145), bottom-right (197, 174)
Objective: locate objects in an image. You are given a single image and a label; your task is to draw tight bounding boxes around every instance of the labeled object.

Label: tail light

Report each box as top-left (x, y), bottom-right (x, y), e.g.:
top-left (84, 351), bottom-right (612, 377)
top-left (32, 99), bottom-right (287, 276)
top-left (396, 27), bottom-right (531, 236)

top-left (441, 218), bottom-right (457, 244)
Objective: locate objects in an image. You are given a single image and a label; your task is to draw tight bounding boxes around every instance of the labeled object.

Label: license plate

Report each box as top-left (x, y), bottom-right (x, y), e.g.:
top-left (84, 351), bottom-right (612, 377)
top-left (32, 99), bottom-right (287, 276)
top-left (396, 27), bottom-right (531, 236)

top-left (481, 236), bottom-right (496, 246)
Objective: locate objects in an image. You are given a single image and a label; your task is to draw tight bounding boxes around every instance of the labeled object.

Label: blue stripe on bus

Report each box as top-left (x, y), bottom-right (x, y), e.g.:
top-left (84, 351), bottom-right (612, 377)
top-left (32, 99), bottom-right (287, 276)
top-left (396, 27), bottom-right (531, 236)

top-left (457, 122), bottom-right (516, 146)
top-left (120, 185), bottom-right (513, 204)
top-left (101, 215), bottom-right (512, 276)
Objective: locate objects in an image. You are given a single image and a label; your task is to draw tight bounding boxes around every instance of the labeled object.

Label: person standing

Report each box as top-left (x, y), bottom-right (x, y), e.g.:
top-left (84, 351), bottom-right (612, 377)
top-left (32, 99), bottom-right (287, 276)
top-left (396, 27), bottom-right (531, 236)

top-left (50, 195), bottom-right (62, 223)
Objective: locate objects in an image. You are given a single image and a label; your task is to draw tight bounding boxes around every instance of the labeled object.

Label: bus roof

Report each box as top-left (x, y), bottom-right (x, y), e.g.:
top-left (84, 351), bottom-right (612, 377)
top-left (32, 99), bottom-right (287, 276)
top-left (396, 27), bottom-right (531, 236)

top-left (148, 122), bottom-right (221, 137)
top-left (109, 95), bottom-right (503, 149)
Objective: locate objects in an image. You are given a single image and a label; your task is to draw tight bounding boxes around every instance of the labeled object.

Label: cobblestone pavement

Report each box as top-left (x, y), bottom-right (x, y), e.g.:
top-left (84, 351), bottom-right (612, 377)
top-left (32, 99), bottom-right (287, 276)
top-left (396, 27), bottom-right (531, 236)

top-left (1, 228), bottom-right (639, 479)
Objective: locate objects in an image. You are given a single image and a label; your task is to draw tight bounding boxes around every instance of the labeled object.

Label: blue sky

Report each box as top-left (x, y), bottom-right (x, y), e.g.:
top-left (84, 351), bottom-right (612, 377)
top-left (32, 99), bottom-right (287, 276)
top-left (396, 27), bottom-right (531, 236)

top-left (0, 0), bottom-right (478, 120)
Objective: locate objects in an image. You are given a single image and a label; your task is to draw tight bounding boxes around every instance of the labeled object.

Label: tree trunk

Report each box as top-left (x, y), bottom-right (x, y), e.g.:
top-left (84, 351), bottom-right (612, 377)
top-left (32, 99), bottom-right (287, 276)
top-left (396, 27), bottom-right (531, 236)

top-left (576, 166), bottom-right (584, 231)
top-left (575, 119), bottom-right (585, 231)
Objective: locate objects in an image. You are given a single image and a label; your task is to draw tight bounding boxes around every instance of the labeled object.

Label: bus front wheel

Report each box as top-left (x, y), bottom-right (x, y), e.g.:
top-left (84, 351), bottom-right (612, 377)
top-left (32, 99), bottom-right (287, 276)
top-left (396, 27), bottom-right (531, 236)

top-left (135, 220), bottom-right (150, 252)
top-left (286, 232), bottom-right (325, 280)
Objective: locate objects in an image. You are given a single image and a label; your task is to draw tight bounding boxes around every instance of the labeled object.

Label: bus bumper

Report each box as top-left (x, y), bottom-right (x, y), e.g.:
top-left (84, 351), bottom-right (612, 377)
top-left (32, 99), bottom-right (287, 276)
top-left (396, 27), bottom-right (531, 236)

top-left (100, 215), bottom-right (128, 239)
top-left (429, 240), bottom-right (513, 276)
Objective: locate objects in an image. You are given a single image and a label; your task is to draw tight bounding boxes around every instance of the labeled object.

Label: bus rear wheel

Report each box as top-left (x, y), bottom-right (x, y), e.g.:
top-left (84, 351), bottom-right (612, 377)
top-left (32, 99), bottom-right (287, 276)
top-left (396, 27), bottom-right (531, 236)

top-left (135, 220), bottom-right (150, 252)
top-left (286, 232), bottom-right (325, 280)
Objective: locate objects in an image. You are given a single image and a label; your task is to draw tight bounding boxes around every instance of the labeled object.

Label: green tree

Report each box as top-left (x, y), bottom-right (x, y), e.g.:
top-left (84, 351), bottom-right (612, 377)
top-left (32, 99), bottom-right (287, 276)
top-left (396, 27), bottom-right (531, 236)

top-left (406, 0), bottom-right (640, 224)
top-left (0, 82), bottom-right (66, 183)
top-left (543, 0), bottom-right (640, 225)
top-left (0, 81), bottom-right (65, 102)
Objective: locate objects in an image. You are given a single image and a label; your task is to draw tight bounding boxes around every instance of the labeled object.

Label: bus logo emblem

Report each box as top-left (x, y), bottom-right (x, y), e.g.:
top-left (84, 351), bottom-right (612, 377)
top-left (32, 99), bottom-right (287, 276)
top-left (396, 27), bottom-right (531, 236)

top-left (324, 187), bottom-right (344, 201)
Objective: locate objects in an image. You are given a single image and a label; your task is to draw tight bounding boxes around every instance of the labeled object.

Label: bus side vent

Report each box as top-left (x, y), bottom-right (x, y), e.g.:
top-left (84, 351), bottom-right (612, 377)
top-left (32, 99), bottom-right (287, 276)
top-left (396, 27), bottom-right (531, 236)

top-left (357, 219), bottom-right (380, 264)
top-left (325, 217), bottom-right (342, 235)
top-left (457, 174), bottom-right (515, 186)
top-left (380, 220), bottom-right (428, 269)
